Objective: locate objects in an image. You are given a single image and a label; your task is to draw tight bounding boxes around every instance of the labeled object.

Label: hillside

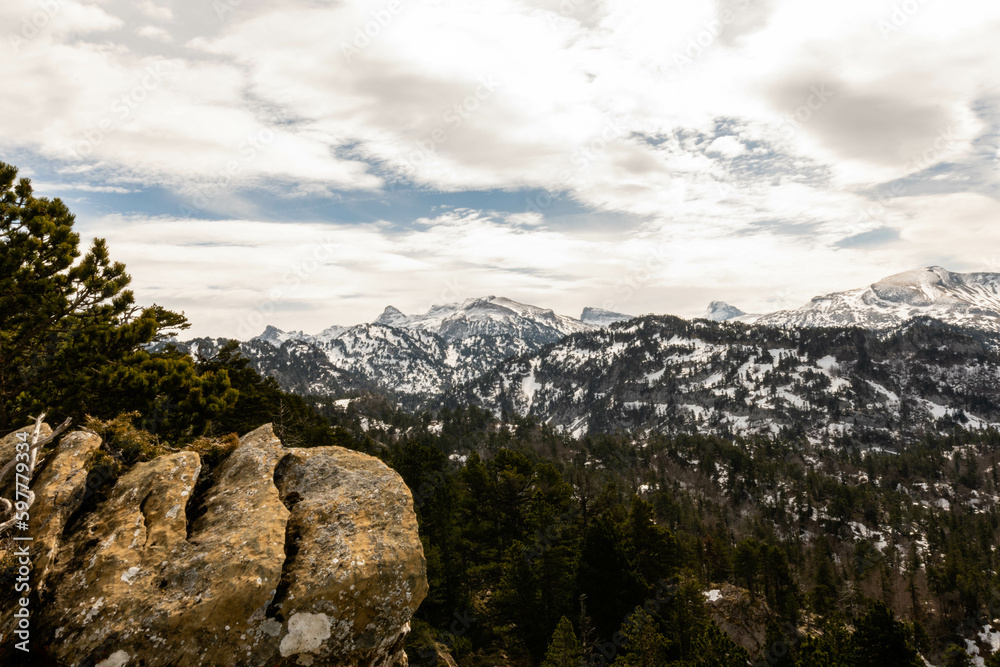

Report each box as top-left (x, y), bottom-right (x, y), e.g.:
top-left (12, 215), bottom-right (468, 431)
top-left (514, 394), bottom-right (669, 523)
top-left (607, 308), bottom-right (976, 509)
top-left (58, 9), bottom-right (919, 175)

top-left (457, 316), bottom-right (1000, 440)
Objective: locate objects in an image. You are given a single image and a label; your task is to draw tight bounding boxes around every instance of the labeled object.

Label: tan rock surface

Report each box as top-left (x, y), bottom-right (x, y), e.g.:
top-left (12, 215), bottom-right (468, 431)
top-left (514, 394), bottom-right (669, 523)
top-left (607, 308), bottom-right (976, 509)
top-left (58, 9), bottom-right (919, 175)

top-left (0, 422), bottom-right (53, 499)
top-left (271, 446), bottom-right (429, 666)
top-left (30, 431), bottom-right (103, 592)
top-left (18, 423), bottom-right (426, 667)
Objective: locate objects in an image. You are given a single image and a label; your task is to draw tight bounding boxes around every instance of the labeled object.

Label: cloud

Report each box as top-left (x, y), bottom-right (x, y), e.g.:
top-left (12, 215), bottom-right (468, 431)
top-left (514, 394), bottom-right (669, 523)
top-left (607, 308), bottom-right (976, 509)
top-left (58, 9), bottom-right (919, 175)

top-left (834, 226), bottom-right (901, 249)
top-left (767, 73), bottom-right (964, 170)
top-left (137, 25), bottom-right (173, 42)
top-left (137, 1), bottom-right (173, 22)
top-left (706, 135), bottom-right (747, 158)
top-left (714, 0), bottom-right (777, 46)
top-left (32, 181), bottom-right (136, 194)
top-left (2, 0), bottom-right (998, 335)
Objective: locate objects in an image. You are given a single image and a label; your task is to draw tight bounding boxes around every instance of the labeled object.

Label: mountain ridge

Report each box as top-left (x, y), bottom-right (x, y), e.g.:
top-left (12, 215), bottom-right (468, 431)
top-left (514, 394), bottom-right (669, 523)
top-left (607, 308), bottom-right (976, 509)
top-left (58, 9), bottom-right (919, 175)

top-left (180, 296), bottom-right (632, 408)
top-left (708, 266), bottom-right (1000, 332)
top-left (168, 267), bottom-right (1000, 432)
top-left (455, 314), bottom-right (1000, 439)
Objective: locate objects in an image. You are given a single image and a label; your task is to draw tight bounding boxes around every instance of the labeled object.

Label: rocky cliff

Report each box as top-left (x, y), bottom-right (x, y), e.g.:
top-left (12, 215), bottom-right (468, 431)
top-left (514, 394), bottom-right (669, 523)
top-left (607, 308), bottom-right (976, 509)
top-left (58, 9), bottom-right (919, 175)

top-left (0, 423), bottom-right (427, 666)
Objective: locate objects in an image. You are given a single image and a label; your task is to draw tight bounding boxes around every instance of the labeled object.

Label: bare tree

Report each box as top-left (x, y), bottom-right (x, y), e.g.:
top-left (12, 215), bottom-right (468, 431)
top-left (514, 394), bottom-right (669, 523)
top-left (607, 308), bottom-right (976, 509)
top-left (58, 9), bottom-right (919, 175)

top-left (0, 413), bottom-right (72, 534)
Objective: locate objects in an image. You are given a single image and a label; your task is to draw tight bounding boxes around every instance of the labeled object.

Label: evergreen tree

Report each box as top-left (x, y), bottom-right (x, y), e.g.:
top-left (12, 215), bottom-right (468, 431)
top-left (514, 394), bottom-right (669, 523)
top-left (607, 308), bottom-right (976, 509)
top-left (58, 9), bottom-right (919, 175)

top-left (627, 495), bottom-right (678, 589)
top-left (850, 601), bottom-right (922, 667)
top-left (694, 621), bottom-right (751, 667)
top-left (762, 619), bottom-right (797, 667)
top-left (196, 340), bottom-right (351, 447)
top-left (542, 616), bottom-right (583, 667)
top-left (942, 644), bottom-right (973, 667)
top-left (0, 161), bottom-right (234, 433)
top-left (611, 608), bottom-right (670, 667)
top-left (794, 620), bottom-right (850, 667)
top-left (577, 512), bottom-right (645, 638)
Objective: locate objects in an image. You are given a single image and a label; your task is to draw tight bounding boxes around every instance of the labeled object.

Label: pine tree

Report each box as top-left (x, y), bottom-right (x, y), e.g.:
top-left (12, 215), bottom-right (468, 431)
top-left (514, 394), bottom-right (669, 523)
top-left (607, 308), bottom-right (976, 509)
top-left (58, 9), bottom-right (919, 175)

top-left (577, 594), bottom-right (597, 658)
top-left (611, 607), bottom-right (670, 667)
top-left (850, 601), bottom-right (922, 667)
top-left (794, 621), bottom-right (850, 667)
top-left (627, 496), bottom-right (678, 589)
top-left (577, 512), bottom-right (645, 638)
top-left (942, 644), bottom-right (973, 667)
top-left (0, 161), bottom-right (234, 433)
top-left (762, 619), bottom-right (796, 667)
top-left (695, 622), bottom-right (751, 666)
top-left (542, 616), bottom-right (583, 667)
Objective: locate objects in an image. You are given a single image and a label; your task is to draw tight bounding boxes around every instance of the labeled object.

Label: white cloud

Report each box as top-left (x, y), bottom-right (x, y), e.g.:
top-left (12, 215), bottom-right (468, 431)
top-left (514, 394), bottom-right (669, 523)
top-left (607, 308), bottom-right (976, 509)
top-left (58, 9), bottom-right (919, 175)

top-left (706, 135), bottom-right (746, 158)
top-left (76, 191), bottom-right (1000, 338)
top-left (32, 181), bottom-right (136, 194)
top-left (137, 24), bottom-right (172, 42)
top-left (136, 0), bottom-right (172, 22)
top-left (3, 0), bottom-right (998, 334)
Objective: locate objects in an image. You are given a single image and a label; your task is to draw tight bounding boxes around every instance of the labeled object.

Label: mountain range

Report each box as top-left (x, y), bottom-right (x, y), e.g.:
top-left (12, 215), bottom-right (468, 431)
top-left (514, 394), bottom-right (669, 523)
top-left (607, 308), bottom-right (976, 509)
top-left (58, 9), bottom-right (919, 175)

top-left (171, 266), bottom-right (1000, 437)
top-left (174, 297), bottom-right (633, 408)
top-left (456, 314), bottom-right (1000, 440)
top-left (706, 266), bottom-right (1000, 332)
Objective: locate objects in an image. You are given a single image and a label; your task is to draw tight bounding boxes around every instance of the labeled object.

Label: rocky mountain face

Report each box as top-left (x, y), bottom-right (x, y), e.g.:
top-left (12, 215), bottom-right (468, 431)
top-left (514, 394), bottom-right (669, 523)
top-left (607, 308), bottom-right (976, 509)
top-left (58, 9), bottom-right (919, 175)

top-left (169, 269), bottom-right (1000, 439)
top-left (454, 315), bottom-right (1000, 439)
top-left (580, 306), bottom-right (633, 327)
top-left (712, 266), bottom-right (1000, 332)
top-left (170, 297), bottom-right (620, 409)
top-left (703, 301), bottom-right (751, 322)
top-left (371, 295), bottom-right (596, 341)
top-left (0, 424), bottom-right (427, 666)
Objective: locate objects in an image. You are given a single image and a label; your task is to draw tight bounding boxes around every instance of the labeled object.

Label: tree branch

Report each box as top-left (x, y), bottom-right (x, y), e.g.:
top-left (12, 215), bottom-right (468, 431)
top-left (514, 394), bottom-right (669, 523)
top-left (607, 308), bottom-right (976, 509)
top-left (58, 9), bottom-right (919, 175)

top-left (0, 413), bottom-right (72, 534)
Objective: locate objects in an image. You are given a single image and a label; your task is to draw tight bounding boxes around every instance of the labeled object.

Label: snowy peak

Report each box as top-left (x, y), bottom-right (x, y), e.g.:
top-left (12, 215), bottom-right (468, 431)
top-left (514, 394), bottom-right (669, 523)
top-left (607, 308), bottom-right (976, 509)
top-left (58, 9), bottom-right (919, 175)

top-left (243, 295), bottom-right (622, 406)
top-left (256, 325), bottom-right (301, 347)
top-left (311, 324), bottom-right (348, 343)
top-left (868, 266), bottom-right (997, 307)
top-left (755, 266), bottom-right (1000, 331)
top-left (373, 306), bottom-right (408, 328)
top-left (255, 324), bottom-right (344, 347)
top-left (370, 295), bottom-right (597, 340)
top-left (703, 301), bottom-right (747, 322)
top-left (580, 307), bottom-right (632, 326)
top-left (257, 325), bottom-right (285, 343)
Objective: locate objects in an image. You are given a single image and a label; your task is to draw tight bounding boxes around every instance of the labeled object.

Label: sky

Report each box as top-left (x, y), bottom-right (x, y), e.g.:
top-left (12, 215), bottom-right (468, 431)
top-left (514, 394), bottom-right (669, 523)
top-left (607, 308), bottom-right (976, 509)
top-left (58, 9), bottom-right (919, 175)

top-left (2, 0), bottom-right (999, 338)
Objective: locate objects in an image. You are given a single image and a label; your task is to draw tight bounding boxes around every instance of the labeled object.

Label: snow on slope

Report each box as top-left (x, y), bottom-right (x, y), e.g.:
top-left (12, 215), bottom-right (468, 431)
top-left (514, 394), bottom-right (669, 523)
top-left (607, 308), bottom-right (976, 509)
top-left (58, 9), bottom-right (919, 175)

top-left (707, 267), bottom-right (1000, 332)
top-left (461, 315), bottom-right (1000, 439)
top-left (580, 307), bottom-right (633, 327)
top-left (247, 296), bottom-right (621, 406)
top-left (703, 301), bottom-right (760, 323)
top-left (374, 296), bottom-right (597, 341)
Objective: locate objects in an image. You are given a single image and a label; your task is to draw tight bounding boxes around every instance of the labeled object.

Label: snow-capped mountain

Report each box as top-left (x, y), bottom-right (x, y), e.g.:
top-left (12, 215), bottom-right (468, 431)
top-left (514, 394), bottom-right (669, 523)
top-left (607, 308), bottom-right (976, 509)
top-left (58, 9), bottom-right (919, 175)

top-left (456, 315), bottom-right (1000, 439)
top-left (256, 325), bottom-right (305, 346)
top-left (167, 277), bottom-right (1000, 441)
top-left (198, 297), bottom-right (624, 407)
top-left (372, 296), bottom-right (598, 342)
top-left (703, 301), bottom-right (754, 323)
top-left (708, 267), bottom-right (1000, 332)
top-left (580, 306), bottom-right (633, 327)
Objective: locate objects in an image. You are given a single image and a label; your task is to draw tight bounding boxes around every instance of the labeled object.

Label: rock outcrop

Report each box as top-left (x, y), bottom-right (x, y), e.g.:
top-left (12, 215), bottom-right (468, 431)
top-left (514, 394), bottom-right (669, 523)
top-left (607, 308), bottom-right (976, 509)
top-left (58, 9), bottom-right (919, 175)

top-left (704, 583), bottom-right (770, 655)
top-left (0, 422), bottom-right (53, 499)
top-left (1, 423), bottom-right (427, 666)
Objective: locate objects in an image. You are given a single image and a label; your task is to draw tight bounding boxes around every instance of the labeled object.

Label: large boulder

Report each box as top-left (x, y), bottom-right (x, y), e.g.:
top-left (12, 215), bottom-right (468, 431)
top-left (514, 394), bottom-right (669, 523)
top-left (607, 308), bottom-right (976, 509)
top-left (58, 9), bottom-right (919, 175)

top-left (2, 424), bottom-right (427, 666)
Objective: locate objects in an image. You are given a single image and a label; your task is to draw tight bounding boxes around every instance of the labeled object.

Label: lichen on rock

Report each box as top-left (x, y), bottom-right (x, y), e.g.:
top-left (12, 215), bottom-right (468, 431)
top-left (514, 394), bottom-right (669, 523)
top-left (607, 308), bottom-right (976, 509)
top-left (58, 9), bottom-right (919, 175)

top-left (0, 423), bottom-right (427, 666)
